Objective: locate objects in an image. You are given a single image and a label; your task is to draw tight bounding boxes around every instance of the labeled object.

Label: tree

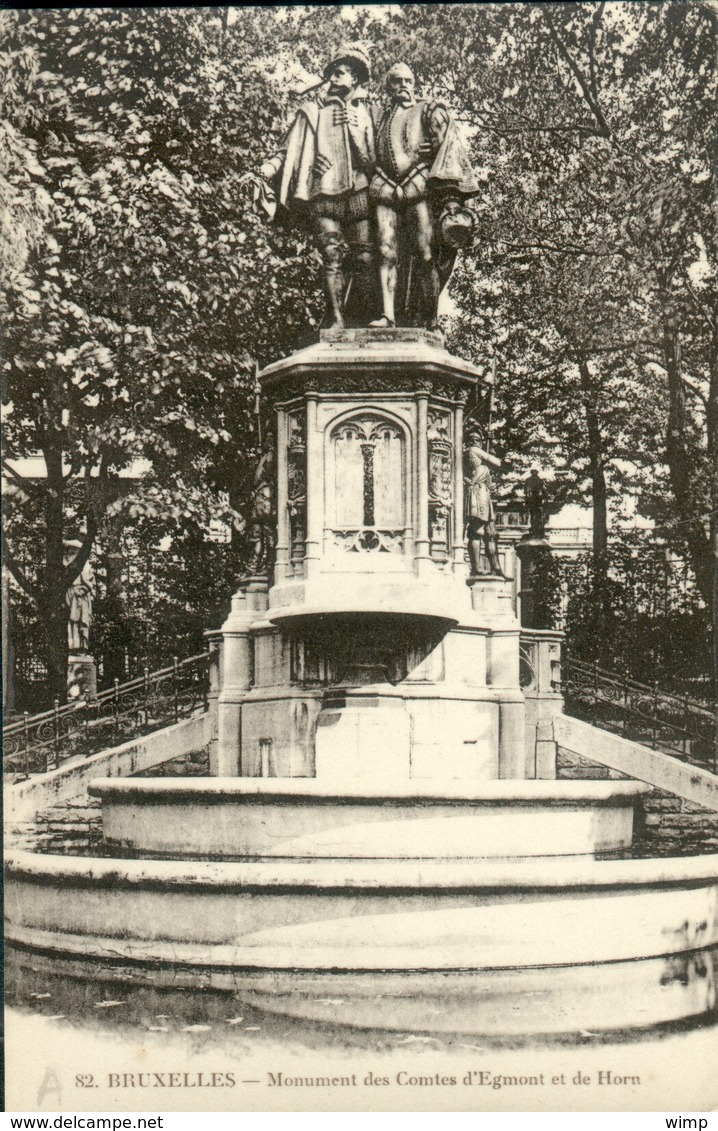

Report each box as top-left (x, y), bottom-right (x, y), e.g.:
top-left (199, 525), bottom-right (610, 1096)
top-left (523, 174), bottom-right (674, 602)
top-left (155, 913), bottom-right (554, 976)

top-left (3, 5), bottom-right (714, 705)
top-left (1, 7), bottom-right (328, 701)
top-left (380, 3), bottom-right (714, 599)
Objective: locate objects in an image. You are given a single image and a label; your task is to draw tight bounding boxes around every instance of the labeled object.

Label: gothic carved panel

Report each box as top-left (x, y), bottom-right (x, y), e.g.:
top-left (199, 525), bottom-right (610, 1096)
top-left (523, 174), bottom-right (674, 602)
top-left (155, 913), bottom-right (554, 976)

top-left (429, 443), bottom-right (452, 504)
top-left (427, 409), bottom-right (451, 443)
top-left (287, 410), bottom-right (306, 566)
top-left (330, 414), bottom-right (405, 552)
top-left (428, 409), bottom-right (452, 560)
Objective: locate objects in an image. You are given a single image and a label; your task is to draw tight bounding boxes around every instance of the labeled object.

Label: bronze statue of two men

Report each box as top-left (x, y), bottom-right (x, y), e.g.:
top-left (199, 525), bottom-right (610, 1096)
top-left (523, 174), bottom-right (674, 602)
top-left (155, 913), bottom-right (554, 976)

top-left (244, 47), bottom-right (478, 331)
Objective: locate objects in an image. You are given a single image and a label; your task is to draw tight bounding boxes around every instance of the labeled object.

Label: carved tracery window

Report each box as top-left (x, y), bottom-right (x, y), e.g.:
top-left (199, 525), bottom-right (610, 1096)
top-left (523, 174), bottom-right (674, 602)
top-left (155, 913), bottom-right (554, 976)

top-left (330, 415), bottom-right (405, 553)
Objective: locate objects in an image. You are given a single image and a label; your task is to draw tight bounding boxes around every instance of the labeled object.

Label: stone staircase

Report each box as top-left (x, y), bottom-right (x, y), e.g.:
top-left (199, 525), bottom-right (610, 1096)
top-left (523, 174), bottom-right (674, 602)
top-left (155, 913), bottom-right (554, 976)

top-left (557, 745), bottom-right (718, 858)
top-left (7, 748), bottom-right (210, 857)
top-left (10, 745), bottom-right (718, 862)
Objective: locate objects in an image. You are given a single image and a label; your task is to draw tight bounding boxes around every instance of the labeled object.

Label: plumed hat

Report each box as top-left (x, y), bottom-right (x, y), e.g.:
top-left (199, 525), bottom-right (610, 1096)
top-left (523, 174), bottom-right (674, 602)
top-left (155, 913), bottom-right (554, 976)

top-left (323, 44), bottom-right (371, 86)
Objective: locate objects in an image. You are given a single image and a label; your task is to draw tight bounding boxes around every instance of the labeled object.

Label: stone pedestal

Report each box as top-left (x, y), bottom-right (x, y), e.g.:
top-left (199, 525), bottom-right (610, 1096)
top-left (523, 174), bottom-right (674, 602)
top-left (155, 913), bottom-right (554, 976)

top-left (214, 329), bottom-right (533, 783)
top-left (515, 536), bottom-right (554, 630)
top-left (67, 653), bottom-right (97, 702)
top-left (520, 628), bottom-right (564, 778)
top-left (215, 577), bottom-right (268, 776)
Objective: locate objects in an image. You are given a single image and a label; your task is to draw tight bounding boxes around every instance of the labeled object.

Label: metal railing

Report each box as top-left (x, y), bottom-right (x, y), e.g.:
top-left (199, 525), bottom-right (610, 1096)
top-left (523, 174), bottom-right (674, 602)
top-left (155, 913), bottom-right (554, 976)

top-left (563, 655), bottom-right (717, 773)
top-left (3, 652), bottom-right (211, 779)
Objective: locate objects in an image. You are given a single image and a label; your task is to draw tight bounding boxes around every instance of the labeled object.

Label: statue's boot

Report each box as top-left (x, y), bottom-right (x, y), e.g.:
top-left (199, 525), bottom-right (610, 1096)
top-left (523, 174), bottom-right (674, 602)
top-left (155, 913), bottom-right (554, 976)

top-left (346, 242), bottom-right (381, 326)
top-left (317, 228), bottom-right (349, 329)
top-left (420, 260), bottom-right (441, 330)
top-left (371, 256), bottom-right (398, 328)
top-left (324, 266), bottom-right (346, 329)
top-left (487, 543), bottom-right (505, 578)
top-left (468, 535), bottom-right (483, 576)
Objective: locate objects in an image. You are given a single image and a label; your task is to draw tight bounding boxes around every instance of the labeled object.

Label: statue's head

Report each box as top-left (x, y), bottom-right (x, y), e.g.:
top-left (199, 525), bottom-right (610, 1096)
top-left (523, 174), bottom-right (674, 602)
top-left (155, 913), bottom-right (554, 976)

top-left (386, 62), bottom-right (415, 106)
top-left (465, 422), bottom-right (485, 446)
top-left (323, 45), bottom-right (371, 98)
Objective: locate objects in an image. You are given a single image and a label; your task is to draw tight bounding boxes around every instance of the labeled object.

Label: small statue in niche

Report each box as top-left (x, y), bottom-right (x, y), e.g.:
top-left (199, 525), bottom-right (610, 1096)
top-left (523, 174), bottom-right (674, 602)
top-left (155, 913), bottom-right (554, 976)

top-left (463, 425), bottom-right (503, 576)
top-left (64, 542), bottom-right (94, 652)
top-left (287, 415), bottom-right (307, 563)
top-left (370, 62), bottom-right (479, 329)
top-left (246, 433), bottom-right (276, 577)
top-left (524, 467), bottom-right (548, 539)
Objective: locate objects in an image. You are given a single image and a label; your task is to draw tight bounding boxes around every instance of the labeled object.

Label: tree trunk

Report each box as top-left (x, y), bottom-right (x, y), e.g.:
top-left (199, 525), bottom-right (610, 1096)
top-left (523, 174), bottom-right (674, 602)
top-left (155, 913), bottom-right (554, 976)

top-left (101, 510), bottom-right (128, 685)
top-left (662, 314), bottom-right (713, 606)
top-left (706, 313), bottom-right (718, 737)
top-left (577, 355), bottom-right (608, 568)
top-left (42, 445), bottom-right (69, 704)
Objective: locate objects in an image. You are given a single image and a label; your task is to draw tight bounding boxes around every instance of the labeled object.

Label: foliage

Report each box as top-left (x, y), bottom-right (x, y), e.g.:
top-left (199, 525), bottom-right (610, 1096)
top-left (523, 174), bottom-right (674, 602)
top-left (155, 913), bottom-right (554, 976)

top-left (0, 7), bottom-right (333, 697)
top-left (557, 540), bottom-right (711, 698)
top-left (2, 4), bottom-right (715, 704)
top-left (381, 3), bottom-right (715, 602)
top-left (92, 523), bottom-right (245, 673)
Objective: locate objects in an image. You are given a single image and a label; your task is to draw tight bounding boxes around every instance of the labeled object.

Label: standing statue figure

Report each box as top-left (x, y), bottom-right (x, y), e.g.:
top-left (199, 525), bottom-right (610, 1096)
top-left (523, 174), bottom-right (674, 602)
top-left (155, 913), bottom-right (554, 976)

top-left (65, 549), bottom-right (94, 653)
top-left (464, 427), bottom-right (503, 577)
top-left (524, 468), bottom-right (547, 539)
top-left (247, 434), bottom-right (276, 577)
top-left (370, 62), bottom-right (479, 330)
top-left (242, 46), bottom-right (376, 329)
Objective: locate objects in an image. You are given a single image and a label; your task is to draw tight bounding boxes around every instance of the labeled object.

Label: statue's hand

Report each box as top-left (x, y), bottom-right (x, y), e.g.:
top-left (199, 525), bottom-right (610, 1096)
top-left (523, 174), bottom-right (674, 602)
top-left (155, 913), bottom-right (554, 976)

top-left (238, 172), bottom-right (276, 219)
top-left (314, 153), bottom-right (333, 176)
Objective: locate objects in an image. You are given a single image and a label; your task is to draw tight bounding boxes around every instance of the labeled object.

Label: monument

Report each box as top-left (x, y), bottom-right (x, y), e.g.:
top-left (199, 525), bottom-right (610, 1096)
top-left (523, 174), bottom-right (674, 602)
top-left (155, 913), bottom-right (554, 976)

top-left (13, 51), bottom-right (711, 1017)
top-left (370, 61), bottom-right (478, 329)
top-left (218, 53), bottom-right (553, 783)
top-left (242, 45), bottom-right (376, 328)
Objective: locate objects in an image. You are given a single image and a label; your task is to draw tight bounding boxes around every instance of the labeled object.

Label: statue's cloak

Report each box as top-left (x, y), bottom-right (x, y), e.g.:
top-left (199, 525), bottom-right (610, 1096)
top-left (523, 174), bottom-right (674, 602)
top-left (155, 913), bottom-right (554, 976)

top-left (275, 94), bottom-right (375, 210)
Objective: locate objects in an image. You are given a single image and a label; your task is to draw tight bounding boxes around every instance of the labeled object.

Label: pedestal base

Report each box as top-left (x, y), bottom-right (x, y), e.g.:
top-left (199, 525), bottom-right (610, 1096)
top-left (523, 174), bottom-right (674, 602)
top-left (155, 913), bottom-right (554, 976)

top-left (67, 653), bottom-right (97, 702)
top-left (214, 606), bottom-right (528, 781)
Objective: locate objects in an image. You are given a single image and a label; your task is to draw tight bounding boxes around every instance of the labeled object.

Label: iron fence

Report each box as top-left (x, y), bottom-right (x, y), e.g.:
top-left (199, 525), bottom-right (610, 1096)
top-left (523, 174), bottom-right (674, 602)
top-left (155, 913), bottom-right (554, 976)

top-left (563, 654), bottom-right (717, 773)
top-left (3, 651), bottom-right (210, 779)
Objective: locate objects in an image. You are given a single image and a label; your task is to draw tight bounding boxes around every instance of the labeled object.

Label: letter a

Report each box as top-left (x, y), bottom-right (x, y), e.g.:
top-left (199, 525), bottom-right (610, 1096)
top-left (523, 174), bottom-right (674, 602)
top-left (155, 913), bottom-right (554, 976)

top-left (37, 1066), bottom-right (62, 1106)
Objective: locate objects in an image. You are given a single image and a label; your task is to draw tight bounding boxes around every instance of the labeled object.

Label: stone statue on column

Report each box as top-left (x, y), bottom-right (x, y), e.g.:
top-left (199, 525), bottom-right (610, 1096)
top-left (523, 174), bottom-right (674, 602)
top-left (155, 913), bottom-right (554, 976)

top-left (64, 541), bottom-right (97, 701)
top-left (369, 62), bottom-right (479, 330)
top-left (65, 552), bottom-right (94, 653)
top-left (516, 468), bottom-right (554, 629)
top-left (241, 45), bottom-right (377, 329)
top-left (463, 425), bottom-right (503, 576)
top-left (524, 467), bottom-right (547, 539)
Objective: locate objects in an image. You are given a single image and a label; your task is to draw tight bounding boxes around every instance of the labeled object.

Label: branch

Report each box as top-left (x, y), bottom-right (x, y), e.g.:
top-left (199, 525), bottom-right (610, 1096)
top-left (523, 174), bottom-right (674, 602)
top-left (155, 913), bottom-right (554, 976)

top-left (2, 460), bottom-right (50, 501)
top-left (483, 122), bottom-right (601, 136)
top-left (541, 7), bottom-right (612, 139)
top-left (61, 516), bottom-right (98, 590)
top-left (588, 2), bottom-right (606, 106)
top-left (681, 373), bottom-right (710, 407)
top-left (495, 239), bottom-right (618, 257)
top-left (638, 353), bottom-right (710, 405)
top-left (582, 340), bottom-right (643, 355)
top-left (684, 279), bottom-right (718, 330)
top-left (2, 544), bottom-right (41, 605)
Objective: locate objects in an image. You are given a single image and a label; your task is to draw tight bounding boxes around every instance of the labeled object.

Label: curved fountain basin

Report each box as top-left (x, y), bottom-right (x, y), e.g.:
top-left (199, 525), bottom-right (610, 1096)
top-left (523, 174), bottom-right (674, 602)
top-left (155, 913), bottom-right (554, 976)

top-left (7, 944), bottom-right (718, 1037)
top-left (221, 952), bottom-right (718, 1036)
top-left (88, 778), bottom-right (651, 859)
top-left (5, 850), bottom-right (718, 971)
